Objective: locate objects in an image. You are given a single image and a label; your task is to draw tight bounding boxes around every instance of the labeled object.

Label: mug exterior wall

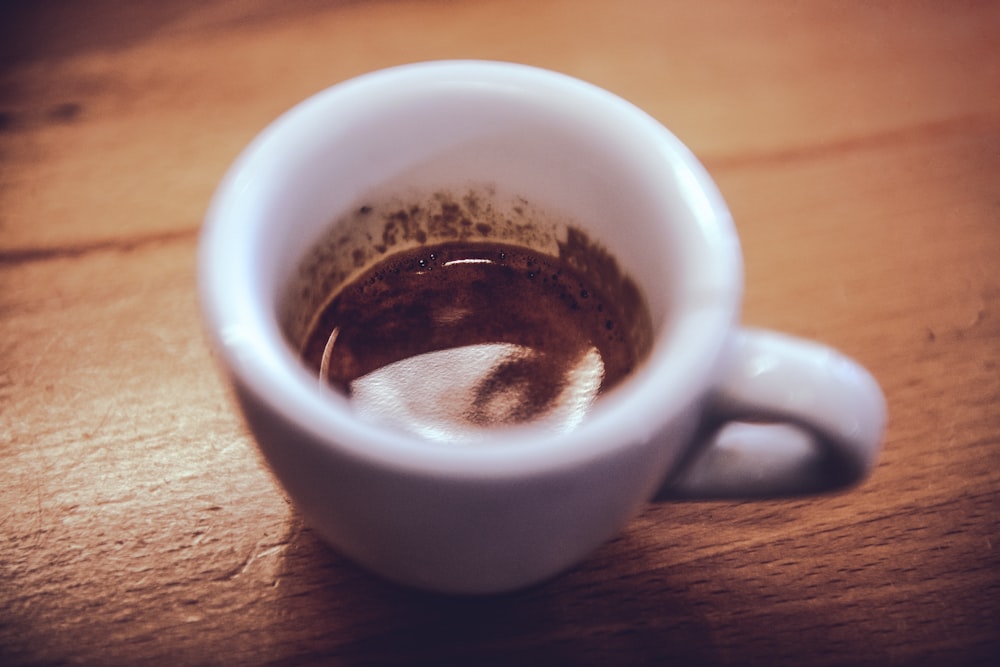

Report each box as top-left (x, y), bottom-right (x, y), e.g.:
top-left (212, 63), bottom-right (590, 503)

top-left (232, 376), bottom-right (704, 594)
top-left (200, 61), bottom-right (742, 593)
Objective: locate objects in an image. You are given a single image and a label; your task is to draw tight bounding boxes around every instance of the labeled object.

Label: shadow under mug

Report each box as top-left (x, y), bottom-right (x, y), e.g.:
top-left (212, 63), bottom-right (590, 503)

top-left (198, 60), bottom-right (887, 594)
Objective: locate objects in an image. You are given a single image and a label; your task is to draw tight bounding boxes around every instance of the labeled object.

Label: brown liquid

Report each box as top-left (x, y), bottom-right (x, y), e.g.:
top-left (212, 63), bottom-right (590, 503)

top-left (300, 241), bottom-right (651, 438)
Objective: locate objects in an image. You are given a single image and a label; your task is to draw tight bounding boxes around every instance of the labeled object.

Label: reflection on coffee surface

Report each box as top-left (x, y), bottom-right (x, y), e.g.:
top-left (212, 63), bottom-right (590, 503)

top-left (291, 188), bottom-right (653, 441)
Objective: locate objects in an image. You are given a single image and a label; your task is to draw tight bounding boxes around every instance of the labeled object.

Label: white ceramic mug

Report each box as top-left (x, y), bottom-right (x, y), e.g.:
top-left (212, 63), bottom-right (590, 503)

top-left (198, 61), bottom-right (886, 594)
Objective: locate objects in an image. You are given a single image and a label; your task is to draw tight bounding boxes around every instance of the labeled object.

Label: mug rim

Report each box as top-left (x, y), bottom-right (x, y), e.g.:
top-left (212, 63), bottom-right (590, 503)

top-left (198, 60), bottom-right (743, 478)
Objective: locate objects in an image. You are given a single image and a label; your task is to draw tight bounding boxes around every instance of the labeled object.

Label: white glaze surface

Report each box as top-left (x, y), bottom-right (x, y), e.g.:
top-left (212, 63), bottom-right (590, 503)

top-left (199, 61), bottom-right (885, 593)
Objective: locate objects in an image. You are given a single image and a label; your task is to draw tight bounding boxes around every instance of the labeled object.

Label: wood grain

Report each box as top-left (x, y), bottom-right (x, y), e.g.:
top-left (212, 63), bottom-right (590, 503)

top-left (2, 1), bottom-right (998, 665)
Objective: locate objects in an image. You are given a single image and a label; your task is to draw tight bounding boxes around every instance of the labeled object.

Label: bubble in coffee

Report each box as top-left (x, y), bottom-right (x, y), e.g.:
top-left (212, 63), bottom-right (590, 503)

top-left (292, 188), bottom-right (653, 441)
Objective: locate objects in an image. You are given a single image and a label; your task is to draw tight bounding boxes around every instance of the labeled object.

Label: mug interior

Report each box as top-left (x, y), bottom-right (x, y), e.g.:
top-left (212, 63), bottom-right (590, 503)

top-left (199, 61), bottom-right (742, 471)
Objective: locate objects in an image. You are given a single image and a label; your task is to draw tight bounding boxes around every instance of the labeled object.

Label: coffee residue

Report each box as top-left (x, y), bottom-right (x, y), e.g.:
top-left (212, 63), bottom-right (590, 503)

top-left (300, 242), bottom-right (646, 439)
top-left (284, 186), bottom-right (562, 348)
top-left (282, 185), bottom-right (654, 441)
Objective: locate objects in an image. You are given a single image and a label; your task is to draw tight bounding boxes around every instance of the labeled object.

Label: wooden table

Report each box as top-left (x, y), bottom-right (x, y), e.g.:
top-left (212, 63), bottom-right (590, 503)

top-left (2, 1), bottom-right (998, 664)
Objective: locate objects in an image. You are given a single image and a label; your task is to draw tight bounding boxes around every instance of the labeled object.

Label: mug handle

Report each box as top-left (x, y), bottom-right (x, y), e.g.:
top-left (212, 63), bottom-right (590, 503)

top-left (662, 328), bottom-right (887, 498)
